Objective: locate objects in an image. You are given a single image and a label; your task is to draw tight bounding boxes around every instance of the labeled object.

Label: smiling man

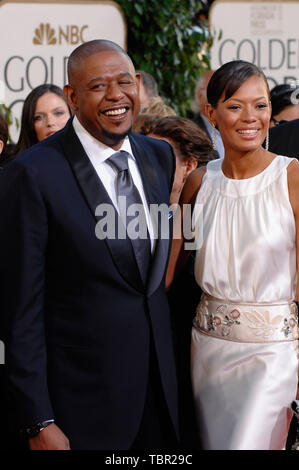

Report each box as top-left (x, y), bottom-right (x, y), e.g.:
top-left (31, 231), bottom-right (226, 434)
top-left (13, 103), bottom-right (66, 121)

top-left (0, 40), bottom-right (179, 450)
top-left (65, 41), bottom-right (140, 148)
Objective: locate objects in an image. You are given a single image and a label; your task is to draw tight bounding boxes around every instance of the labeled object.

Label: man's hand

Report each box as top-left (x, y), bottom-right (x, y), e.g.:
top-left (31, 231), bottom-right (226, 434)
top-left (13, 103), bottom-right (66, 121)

top-left (29, 423), bottom-right (70, 450)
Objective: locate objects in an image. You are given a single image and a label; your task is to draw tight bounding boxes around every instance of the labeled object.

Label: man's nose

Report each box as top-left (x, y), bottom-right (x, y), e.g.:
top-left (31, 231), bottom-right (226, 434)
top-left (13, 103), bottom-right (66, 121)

top-left (105, 82), bottom-right (124, 100)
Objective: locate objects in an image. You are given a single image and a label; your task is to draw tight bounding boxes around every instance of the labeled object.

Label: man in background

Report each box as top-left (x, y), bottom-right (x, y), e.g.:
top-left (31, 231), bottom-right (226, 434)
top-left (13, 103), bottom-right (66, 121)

top-left (192, 70), bottom-right (224, 159)
top-left (137, 70), bottom-right (159, 111)
top-left (268, 118), bottom-right (299, 159)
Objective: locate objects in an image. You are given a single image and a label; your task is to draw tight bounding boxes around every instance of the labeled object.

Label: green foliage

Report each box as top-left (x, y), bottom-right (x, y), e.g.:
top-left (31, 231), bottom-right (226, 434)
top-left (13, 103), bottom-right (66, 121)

top-left (0, 103), bottom-right (18, 144)
top-left (116, 0), bottom-right (212, 116)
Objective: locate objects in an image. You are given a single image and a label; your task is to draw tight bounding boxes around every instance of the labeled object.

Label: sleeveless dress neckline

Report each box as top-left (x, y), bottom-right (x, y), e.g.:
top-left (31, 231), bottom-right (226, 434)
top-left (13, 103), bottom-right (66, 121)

top-left (204, 155), bottom-right (294, 199)
top-left (220, 155), bottom-right (277, 182)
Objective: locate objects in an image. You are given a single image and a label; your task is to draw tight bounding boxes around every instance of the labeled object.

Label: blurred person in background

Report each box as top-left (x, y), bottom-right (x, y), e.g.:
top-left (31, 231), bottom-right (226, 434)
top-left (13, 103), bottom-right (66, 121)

top-left (0, 111), bottom-right (8, 160)
top-left (12, 84), bottom-right (71, 157)
top-left (133, 96), bottom-right (176, 134)
top-left (269, 118), bottom-right (299, 159)
top-left (192, 70), bottom-right (224, 159)
top-left (136, 70), bottom-right (159, 111)
top-left (270, 83), bottom-right (299, 127)
top-left (145, 115), bottom-right (213, 204)
top-left (267, 115), bottom-right (299, 448)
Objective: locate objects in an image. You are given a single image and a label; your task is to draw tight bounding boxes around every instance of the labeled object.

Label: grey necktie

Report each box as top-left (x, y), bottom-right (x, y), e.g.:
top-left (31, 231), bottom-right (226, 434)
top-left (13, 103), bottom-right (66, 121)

top-left (107, 150), bottom-right (151, 284)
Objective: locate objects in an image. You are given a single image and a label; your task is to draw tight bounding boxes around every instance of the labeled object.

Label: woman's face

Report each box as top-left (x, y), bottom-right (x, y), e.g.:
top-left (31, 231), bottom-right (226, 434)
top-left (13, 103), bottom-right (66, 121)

top-left (208, 75), bottom-right (271, 154)
top-left (33, 92), bottom-right (70, 141)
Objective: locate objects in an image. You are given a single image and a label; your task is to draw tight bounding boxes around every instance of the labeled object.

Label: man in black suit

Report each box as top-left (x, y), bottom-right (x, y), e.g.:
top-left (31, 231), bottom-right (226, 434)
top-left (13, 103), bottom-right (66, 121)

top-left (268, 117), bottom-right (299, 449)
top-left (268, 118), bottom-right (299, 159)
top-left (0, 40), bottom-right (179, 450)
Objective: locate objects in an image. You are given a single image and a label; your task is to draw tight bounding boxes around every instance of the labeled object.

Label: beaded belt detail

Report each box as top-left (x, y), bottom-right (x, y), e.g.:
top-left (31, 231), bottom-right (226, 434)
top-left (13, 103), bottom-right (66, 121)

top-left (193, 294), bottom-right (299, 343)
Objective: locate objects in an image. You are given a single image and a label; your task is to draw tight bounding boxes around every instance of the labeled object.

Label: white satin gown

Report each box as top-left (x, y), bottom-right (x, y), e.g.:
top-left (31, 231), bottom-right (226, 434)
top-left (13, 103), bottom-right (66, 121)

top-left (191, 156), bottom-right (299, 450)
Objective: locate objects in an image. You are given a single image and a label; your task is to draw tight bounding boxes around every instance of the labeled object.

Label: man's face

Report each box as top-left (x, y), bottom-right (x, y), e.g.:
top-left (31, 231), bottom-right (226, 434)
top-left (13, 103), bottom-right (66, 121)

top-left (196, 70), bottom-right (214, 118)
top-left (138, 80), bottom-right (151, 110)
top-left (65, 50), bottom-right (140, 149)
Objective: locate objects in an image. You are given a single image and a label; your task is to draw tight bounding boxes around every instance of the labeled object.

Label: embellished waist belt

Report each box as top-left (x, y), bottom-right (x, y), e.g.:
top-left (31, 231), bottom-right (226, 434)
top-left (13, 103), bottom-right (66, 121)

top-left (193, 294), bottom-right (299, 343)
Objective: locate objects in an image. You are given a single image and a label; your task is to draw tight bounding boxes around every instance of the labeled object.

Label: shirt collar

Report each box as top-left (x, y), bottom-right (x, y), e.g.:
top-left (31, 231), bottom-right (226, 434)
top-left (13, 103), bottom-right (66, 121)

top-left (72, 115), bottom-right (134, 163)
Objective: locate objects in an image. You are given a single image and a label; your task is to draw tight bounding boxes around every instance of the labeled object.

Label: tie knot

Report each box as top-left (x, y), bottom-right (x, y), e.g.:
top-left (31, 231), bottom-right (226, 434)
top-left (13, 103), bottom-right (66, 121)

top-left (107, 151), bottom-right (129, 173)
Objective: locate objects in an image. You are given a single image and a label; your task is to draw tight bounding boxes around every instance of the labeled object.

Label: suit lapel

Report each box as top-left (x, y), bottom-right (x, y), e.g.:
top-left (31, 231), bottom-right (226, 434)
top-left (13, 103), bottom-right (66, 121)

top-left (129, 134), bottom-right (171, 296)
top-left (61, 121), bottom-right (144, 292)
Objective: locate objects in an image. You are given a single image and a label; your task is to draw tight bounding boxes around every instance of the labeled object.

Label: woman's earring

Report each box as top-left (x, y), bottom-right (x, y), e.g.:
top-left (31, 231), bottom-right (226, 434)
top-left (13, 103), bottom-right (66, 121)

top-left (211, 123), bottom-right (217, 151)
top-left (265, 129), bottom-right (269, 151)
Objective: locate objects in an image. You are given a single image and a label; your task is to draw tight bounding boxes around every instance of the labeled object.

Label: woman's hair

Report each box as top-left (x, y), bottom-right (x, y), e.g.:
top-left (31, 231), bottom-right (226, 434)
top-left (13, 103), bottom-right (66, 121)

top-left (12, 84), bottom-right (71, 157)
top-left (207, 60), bottom-right (270, 108)
top-left (133, 97), bottom-right (176, 133)
top-left (270, 83), bottom-right (299, 118)
top-left (0, 111), bottom-right (8, 154)
top-left (146, 115), bottom-right (214, 167)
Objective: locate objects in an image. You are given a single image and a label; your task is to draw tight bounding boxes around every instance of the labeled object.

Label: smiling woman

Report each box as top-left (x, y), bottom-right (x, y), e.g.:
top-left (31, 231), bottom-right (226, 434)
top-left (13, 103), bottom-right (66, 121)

top-left (167, 60), bottom-right (299, 450)
top-left (12, 84), bottom-right (71, 158)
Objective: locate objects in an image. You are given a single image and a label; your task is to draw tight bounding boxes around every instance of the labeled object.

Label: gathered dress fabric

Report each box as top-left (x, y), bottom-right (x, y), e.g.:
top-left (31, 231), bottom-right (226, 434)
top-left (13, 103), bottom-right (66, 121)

top-left (191, 156), bottom-right (299, 450)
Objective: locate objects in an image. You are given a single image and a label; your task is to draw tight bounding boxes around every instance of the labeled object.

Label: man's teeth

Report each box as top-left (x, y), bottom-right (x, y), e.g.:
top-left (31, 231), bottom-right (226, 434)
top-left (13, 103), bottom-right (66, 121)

top-left (238, 129), bottom-right (258, 134)
top-left (104, 108), bottom-right (126, 116)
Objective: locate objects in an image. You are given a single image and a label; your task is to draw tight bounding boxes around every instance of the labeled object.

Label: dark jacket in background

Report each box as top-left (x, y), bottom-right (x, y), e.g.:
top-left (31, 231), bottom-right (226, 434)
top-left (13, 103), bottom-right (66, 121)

top-left (268, 119), bottom-right (299, 159)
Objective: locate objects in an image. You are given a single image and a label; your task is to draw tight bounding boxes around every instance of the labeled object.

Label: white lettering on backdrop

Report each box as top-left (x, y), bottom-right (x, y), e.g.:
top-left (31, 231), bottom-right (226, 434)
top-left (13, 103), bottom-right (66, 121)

top-left (209, 1), bottom-right (299, 88)
top-left (0, 0), bottom-right (126, 141)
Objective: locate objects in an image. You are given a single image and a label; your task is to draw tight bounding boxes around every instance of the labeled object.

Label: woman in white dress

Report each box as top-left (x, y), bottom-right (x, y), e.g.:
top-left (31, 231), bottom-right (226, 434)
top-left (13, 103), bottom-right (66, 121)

top-left (167, 60), bottom-right (299, 450)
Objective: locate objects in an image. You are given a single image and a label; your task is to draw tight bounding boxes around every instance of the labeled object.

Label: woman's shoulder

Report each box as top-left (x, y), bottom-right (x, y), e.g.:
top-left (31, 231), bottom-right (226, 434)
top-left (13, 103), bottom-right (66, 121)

top-left (285, 157), bottom-right (299, 216)
top-left (286, 156), bottom-right (299, 183)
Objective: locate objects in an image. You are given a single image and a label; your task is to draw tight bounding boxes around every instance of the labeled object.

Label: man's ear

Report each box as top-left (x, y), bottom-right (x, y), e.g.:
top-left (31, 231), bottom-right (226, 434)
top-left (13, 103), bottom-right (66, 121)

top-left (63, 84), bottom-right (79, 112)
top-left (0, 140), bottom-right (4, 155)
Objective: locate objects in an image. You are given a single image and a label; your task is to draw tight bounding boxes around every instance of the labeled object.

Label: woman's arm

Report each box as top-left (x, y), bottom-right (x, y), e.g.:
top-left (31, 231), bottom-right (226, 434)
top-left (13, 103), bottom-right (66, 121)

top-left (166, 166), bottom-right (206, 290)
top-left (287, 158), bottom-right (299, 399)
top-left (287, 159), bottom-right (299, 302)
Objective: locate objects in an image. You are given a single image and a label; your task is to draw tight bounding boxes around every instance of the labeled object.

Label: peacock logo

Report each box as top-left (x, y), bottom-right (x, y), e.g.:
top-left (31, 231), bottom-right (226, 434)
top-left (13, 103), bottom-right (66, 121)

top-left (33, 23), bottom-right (57, 45)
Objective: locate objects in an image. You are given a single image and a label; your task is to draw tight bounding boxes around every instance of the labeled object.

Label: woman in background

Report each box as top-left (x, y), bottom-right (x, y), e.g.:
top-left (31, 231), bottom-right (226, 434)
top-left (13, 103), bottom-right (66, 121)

top-left (12, 84), bottom-right (71, 157)
top-left (145, 115), bottom-right (213, 204)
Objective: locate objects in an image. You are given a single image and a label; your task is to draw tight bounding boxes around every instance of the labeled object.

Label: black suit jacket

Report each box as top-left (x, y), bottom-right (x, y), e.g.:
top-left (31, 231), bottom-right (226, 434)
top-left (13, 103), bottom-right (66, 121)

top-left (0, 119), bottom-right (178, 450)
top-left (268, 119), bottom-right (299, 159)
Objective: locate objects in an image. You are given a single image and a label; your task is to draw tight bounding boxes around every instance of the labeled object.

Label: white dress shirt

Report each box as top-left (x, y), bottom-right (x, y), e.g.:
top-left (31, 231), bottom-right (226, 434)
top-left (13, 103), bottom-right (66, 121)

top-left (72, 116), bottom-right (155, 251)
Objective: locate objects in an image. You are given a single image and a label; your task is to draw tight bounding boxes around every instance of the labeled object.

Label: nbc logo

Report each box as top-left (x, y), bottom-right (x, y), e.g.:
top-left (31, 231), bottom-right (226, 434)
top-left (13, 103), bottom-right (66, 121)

top-left (33, 23), bottom-right (57, 45)
top-left (33, 23), bottom-right (88, 45)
